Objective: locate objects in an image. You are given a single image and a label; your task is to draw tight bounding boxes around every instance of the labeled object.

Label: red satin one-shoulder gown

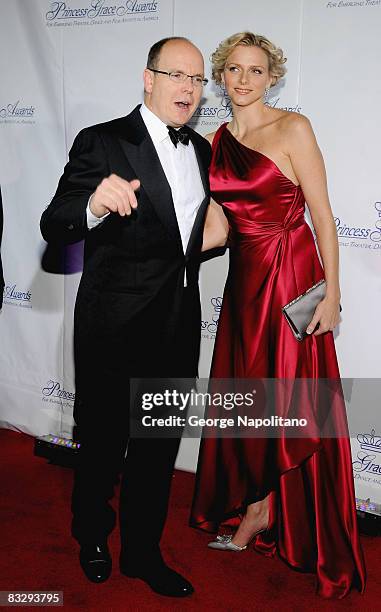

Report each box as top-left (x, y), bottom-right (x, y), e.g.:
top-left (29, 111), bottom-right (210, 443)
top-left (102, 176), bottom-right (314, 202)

top-left (190, 122), bottom-right (366, 599)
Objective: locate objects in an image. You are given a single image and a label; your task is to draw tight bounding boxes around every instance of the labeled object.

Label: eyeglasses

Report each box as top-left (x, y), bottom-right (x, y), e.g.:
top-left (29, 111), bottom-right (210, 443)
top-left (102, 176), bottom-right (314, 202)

top-left (148, 68), bottom-right (208, 88)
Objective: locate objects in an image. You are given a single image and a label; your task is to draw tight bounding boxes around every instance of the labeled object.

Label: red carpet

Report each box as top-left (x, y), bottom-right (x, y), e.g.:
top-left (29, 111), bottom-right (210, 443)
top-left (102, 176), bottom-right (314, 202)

top-left (1, 429), bottom-right (380, 611)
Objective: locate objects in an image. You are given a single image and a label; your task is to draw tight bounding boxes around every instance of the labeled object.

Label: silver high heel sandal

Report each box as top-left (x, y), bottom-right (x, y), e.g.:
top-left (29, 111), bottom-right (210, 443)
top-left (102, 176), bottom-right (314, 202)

top-left (208, 528), bottom-right (267, 551)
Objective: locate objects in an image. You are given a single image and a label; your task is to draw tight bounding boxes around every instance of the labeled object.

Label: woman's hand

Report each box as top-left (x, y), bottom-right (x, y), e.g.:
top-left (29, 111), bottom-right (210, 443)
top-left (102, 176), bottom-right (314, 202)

top-left (306, 296), bottom-right (341, 336)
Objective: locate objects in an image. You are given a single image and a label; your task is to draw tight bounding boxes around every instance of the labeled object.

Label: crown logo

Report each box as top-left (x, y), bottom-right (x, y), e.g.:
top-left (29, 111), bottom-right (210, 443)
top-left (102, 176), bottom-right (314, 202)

top-left (357, 429), bottom-right (381, 454)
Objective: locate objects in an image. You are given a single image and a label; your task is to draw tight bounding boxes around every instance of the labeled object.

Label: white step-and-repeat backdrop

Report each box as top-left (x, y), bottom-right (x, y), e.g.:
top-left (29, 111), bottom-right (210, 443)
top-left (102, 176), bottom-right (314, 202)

top-left (1, 0), bottom-right (380, 513)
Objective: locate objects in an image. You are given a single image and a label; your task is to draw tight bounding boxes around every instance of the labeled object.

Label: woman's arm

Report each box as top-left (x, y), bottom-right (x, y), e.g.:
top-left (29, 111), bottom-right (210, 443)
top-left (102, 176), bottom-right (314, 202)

top-left (202, 198), bottom-right (229, 252)
top-left (286, 115), bottom-right (341, 336)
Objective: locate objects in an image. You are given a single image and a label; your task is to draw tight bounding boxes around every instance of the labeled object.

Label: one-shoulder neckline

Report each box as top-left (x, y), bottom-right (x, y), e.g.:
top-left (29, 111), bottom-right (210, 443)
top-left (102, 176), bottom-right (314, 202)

top-left (222, 123), bottom-right (300, 189)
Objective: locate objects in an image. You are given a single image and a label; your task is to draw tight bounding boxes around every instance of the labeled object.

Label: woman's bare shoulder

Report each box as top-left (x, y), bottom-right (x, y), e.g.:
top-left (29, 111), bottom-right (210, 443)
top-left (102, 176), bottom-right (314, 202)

top-left (277, 111), bottom-right (319, 158)
top-left (279, 110), bottom-right (313, 135)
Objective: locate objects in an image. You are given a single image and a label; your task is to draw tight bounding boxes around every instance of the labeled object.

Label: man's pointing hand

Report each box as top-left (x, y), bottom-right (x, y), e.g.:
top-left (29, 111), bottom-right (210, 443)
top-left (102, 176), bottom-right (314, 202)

top-left (90, 174), bottom-right (140, 217)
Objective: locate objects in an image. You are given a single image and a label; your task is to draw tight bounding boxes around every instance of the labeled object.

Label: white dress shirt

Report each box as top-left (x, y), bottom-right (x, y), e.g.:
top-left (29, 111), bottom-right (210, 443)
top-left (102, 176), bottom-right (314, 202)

top-left (86, 104), bottom-right (205, 283)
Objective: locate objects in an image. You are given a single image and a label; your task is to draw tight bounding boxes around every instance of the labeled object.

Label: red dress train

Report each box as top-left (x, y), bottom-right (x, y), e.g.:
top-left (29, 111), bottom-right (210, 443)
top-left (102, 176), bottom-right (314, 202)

top-left (190, 123), bottom-right (366, 598)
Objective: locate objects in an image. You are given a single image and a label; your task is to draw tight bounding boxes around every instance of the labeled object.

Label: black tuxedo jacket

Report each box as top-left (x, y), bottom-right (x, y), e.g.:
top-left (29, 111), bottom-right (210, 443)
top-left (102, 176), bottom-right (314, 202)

top-left (40, 106), bottom-right (211, 404)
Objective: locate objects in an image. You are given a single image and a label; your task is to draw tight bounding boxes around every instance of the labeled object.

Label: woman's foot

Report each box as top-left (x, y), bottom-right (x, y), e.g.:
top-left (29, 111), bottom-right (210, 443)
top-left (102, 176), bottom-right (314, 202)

top-left (231, 495), bottom-right (270, 548)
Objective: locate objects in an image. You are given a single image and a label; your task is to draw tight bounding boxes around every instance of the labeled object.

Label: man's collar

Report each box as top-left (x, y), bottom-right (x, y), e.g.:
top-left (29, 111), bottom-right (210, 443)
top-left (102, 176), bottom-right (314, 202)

top-left (140, 103), bottom-right (169, 145)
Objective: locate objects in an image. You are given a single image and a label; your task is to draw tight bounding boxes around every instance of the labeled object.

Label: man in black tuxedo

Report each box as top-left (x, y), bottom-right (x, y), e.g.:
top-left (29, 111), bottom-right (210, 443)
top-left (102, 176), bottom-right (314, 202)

top-left (40, 37), bottom-right (212, 597)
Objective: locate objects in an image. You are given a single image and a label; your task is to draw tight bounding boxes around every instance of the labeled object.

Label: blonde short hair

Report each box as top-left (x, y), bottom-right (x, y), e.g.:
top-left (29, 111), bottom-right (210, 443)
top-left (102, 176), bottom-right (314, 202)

top-left (211, 31), bottom-right (287, 87)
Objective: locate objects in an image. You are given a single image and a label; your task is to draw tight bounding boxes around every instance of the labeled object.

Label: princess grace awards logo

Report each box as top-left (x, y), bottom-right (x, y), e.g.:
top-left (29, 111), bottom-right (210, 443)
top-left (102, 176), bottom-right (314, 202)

top-left (45, 0), bottom-right (159, 27)
top-left (3, 283), bottom-right (32, 309)
top-left (0, 101), bottom-right (36, 125)
top-left (335, 201), bottom-right (381, 251)
top-left (353, 430), bottom-right (381, 481)
top-left (42, 380), bottom-right (75, 406)
top-left (201, 296), bottom-right (222, 341)
top-left (189, 93), bottom-right (233, 130)
top-left (353, 428), bottom-right (381, 514)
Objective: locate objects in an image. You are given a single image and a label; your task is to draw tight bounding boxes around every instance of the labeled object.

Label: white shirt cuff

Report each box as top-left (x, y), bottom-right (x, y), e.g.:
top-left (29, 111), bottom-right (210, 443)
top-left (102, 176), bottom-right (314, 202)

top-left (86, 194), bottom-right (110, 229)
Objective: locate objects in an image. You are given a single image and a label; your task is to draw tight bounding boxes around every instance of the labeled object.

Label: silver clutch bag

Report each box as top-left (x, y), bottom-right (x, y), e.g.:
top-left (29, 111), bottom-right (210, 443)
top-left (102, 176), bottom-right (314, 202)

top-left (282, 279), bottom-right (340, 341)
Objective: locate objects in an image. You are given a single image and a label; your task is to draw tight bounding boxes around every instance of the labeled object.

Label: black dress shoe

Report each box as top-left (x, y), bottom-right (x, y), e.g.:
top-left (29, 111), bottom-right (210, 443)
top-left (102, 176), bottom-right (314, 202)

top-left (120, 561), bottom-right (194, 597)
top-left (79, 541), bottom-right (112, 583)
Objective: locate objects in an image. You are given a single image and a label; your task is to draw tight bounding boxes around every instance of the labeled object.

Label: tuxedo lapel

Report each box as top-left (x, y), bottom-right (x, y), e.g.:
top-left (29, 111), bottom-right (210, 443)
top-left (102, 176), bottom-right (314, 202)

top-left (185, 132), bottom-right (210, 257)
top-left (117, 107), bottom-right (182, 247)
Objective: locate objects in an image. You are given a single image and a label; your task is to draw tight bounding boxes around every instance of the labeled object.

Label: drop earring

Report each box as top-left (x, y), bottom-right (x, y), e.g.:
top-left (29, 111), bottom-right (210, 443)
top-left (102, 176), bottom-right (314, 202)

top-left (264, 87), bottom-right (269, 103)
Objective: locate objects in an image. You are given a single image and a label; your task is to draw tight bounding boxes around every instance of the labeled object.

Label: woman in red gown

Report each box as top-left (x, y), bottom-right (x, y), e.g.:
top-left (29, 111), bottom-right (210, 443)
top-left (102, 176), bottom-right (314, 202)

top-left (190, 32), bottom-right (366, 598)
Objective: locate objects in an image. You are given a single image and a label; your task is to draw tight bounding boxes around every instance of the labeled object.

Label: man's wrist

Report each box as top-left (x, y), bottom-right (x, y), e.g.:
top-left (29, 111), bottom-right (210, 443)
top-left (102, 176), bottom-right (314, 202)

top-left (89, 194), bottom-right (107, 218)
top-left (86, 195), bottom-right (110, 229)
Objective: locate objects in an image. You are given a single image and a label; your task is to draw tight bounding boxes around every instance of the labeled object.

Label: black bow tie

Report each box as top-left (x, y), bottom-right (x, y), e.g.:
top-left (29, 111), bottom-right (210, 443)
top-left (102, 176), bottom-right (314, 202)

top-left (167, 125), bottom-right (190, 147)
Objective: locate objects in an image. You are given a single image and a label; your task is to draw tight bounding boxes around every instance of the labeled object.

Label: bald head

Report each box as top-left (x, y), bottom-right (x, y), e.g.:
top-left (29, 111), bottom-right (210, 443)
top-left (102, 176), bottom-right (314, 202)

top-left (147, 36), bottom-right (203, 70)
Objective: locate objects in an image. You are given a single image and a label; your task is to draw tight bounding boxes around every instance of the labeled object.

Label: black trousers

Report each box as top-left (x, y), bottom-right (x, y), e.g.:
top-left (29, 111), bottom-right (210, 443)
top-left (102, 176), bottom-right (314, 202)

top-left (71, 287), bottom-right (199, 564)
